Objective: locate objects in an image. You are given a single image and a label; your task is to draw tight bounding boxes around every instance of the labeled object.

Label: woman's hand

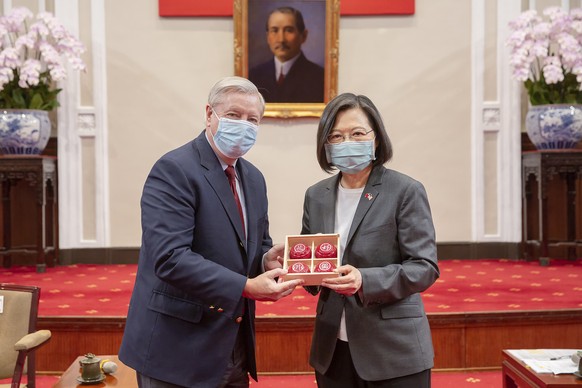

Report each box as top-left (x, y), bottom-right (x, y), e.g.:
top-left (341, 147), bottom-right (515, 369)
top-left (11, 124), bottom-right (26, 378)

top-left (321, 264), bottom-right (362, 296)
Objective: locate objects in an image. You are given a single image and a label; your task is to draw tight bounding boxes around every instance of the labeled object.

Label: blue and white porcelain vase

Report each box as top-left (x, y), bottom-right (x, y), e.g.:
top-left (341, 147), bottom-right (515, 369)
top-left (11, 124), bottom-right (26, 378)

top-left (0, 109), bottom-right (51, 154)
top-left (525, 104), bottom-right (582, 149)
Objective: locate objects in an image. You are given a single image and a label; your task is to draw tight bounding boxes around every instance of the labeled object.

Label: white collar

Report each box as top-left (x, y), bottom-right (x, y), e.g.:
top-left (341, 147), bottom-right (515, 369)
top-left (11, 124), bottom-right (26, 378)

top-left (274, 52), bottom-right (301, 78)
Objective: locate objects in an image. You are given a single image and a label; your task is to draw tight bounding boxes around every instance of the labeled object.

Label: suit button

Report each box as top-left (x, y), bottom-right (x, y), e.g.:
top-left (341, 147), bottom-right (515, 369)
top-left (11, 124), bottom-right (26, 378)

top-left (235, 316), bottom-right (243, 324)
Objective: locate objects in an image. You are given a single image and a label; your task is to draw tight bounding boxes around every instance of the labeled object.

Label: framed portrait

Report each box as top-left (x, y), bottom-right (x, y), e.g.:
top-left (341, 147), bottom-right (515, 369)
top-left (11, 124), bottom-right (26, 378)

top-left (234, 0), bottom-right (339, 118)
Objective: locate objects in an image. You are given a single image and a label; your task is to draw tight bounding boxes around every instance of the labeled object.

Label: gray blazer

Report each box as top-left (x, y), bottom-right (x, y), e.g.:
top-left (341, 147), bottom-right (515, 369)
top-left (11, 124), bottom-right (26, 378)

top-left (303, 165), bottom-right (439, 381)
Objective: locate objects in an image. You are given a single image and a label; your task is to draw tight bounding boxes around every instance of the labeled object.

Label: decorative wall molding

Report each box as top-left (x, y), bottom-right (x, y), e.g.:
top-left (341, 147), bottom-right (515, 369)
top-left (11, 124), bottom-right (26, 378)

top-left (471, 0), bottom-right (522, 243)
top-left (55, 0), bottom-right (110, 248)
top-left (77, 112), bottom-right (96, 137)
top-left (482, 106), bottom-right (500, 130)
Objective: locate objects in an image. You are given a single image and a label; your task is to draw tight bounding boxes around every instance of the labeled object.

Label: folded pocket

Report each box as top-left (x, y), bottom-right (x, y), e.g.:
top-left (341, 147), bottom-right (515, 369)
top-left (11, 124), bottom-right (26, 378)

top-left (148, 290), bottom-right (203, 323)
top-left (380, 302), bottom-right (422, 319)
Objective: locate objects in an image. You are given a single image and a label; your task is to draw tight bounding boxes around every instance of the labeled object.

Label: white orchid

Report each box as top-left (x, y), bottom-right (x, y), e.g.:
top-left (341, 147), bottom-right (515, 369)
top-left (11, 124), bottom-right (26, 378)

top-left (0, 7), bottom-right (85, 110)
top-left (507, 7), bottom-right (582, 105)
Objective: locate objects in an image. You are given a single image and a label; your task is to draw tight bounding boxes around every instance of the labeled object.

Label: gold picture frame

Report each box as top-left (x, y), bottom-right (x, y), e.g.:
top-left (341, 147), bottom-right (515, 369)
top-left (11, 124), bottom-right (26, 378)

top-left (234, 0), bottom-right (339, 118)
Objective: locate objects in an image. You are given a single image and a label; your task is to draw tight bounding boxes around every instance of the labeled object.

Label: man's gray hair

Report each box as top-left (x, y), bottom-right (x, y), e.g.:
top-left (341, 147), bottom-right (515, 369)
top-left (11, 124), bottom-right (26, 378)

top-left (208, 76), bottom-right (265, 115)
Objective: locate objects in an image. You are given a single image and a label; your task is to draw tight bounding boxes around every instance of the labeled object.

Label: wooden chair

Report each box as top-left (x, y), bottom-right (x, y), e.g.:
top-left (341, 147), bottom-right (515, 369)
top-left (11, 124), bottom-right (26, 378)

top-left (0, 284), bottom-right (51, 388)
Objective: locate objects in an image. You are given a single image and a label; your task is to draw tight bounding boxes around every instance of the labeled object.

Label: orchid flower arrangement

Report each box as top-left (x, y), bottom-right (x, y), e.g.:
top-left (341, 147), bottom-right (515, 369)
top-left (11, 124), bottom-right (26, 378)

top-left (0, 7), bottom-right (85, 111)
top-left (507, 7), bottom-right (582, 105)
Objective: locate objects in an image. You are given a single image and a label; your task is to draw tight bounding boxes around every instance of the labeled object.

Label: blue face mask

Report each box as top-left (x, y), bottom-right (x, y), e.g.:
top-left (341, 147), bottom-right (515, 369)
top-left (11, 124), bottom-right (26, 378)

top-left (325, 140), bottom-right (376, 174)
top-left (212, 110), bottom-right (258, 158)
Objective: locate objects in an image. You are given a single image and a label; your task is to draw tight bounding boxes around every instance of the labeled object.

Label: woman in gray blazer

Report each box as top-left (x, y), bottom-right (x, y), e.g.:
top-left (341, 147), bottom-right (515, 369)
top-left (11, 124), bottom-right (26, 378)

top-left (303, 93), bottom-right (440, 387)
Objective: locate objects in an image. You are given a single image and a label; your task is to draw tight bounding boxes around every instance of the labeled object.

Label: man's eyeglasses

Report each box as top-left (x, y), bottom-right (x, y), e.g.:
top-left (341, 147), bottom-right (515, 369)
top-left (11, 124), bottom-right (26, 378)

top-left (326, 128), bottom-right (374, 144)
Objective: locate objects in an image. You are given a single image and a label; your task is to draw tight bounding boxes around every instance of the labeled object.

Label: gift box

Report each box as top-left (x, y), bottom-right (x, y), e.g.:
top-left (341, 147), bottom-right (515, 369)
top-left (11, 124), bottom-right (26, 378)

top-left (282, 233), bottom-right (341, 286)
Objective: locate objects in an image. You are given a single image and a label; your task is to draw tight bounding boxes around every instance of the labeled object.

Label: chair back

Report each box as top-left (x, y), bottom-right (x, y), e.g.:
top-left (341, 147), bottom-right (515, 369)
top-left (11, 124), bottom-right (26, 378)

top-left (0, 284), bottom-right (39, 379)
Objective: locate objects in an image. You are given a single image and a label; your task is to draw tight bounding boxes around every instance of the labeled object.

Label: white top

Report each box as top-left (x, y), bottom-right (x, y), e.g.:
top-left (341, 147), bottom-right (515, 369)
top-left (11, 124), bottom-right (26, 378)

top-left (335, 183), bottom-right (364, 341)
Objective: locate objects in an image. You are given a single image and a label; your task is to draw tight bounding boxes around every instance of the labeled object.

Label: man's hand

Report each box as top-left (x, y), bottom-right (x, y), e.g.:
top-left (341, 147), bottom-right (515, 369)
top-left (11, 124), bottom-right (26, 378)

top-left (321, 264), bottom-right (362, 296)
top-left (263, 244), bottom-right (285, 271)
top-left (243, 268), bottom-right (303, 301)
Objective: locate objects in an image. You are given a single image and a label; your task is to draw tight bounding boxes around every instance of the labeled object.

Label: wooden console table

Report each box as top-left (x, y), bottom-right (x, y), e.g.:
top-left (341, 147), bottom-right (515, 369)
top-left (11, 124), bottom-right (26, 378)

top-left (522, 150), bottom-right (582, 264)
top-left (54, 355), bottom-right (137, 388)
top-left (502, 350), bottom-right (582, 387)
top-left (0, 155), bottom-right (58, 273)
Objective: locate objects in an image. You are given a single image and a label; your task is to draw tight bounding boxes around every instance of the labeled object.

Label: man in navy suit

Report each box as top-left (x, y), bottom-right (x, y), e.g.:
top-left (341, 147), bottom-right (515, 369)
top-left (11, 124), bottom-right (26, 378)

top-left (248, 6), bottom-right (324, 103)
top-left (119, 76), bottom-right (303, 388)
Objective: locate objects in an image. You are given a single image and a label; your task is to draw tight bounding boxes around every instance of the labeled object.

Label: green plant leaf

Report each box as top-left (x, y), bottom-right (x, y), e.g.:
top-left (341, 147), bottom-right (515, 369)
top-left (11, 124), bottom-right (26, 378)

top-left (11, 89), bottom-right (26, 107)
top-left (0, 71), bottom-right (61, 111)
top-left (29, 93), bottom-right (43, 110)
top-left (526, 71), bottom-right (582, 105)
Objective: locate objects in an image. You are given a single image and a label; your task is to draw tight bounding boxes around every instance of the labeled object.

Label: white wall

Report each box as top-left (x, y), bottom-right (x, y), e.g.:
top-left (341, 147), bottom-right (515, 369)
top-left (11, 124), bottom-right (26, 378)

top-left (102, 0), bottom-right (474, 246)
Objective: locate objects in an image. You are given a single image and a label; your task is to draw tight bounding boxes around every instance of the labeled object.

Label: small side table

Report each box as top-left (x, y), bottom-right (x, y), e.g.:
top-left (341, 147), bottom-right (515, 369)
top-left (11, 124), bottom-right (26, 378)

top-left (53, 355), bottom-right (137, 388)
top-left (0, 155), bottom-right (58, 273)
top-left (522, 150), bottom-right (582, 264)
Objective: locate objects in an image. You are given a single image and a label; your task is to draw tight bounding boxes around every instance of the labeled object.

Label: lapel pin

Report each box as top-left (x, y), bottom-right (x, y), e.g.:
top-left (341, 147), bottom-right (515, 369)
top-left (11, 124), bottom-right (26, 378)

top-left (365, 193), bottom-right (373, 201)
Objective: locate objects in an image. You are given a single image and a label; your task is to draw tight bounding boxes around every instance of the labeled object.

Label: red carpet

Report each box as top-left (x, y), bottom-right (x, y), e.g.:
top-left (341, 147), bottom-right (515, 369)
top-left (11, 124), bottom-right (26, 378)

top-left (0, 259), bottom-right (581, 317)
top-left (247, 371), bottom-right (502, 388)
top-left (1, 259), bottom-right (577, 387)
top-left (6, 370), bottom-right (502, 388)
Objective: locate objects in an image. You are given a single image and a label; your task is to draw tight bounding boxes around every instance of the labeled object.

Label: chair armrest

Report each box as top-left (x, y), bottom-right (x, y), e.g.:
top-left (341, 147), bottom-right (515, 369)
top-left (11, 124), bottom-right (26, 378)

top-left (14, 329), bottom-right (51, 351)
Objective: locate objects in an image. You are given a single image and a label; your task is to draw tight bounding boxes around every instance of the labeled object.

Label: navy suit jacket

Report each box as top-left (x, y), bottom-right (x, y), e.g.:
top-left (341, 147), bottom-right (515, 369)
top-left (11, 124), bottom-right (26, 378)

top-left (119, 131), bottom-right (273, 387)
top-left (303, 165), bottom-right (439, 381)
top-left (248, 52), bottom-right (324, 103)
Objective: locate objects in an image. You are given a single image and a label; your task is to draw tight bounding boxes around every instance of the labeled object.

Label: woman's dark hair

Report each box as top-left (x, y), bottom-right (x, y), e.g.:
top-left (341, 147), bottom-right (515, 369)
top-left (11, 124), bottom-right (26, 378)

top-left (316, 93), bottom-right (393, 173)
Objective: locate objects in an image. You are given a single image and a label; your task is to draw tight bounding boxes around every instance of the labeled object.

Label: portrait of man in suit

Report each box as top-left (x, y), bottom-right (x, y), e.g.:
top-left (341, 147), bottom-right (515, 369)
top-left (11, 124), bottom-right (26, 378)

top-left (248, 3), bottom-right (325, 103)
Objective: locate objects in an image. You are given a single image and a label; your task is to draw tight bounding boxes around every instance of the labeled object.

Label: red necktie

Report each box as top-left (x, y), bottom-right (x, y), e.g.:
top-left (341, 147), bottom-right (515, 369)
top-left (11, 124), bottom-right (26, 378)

top-left (225, 165), bottom-right (245, 236)
top-left (277, 70), bottom-right (285, 85)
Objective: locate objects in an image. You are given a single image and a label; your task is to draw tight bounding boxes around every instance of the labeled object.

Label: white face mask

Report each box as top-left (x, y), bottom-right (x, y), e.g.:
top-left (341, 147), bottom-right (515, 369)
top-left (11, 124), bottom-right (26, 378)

top-left (212, 110), bottom-right (258, 158)
top-left (325, 140), bottom-right (376, 174)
